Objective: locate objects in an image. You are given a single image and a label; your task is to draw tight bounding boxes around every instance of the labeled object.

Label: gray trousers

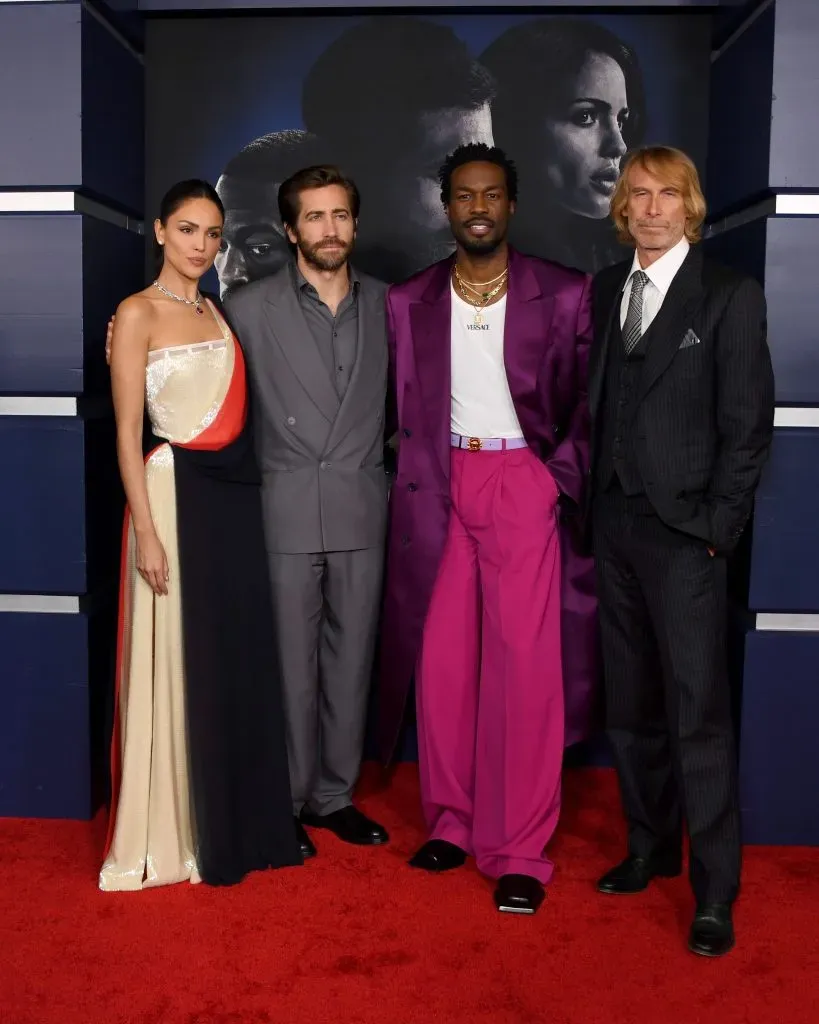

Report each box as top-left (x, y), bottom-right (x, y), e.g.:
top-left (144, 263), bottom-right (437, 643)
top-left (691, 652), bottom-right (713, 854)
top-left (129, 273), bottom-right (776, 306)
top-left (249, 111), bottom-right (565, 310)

top-left (267, 548), bottom-right (384, 816)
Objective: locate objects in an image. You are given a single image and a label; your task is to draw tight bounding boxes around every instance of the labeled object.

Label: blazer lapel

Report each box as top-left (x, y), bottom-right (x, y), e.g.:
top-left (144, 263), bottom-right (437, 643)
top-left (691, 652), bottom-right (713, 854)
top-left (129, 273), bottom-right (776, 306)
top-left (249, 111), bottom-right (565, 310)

top-left (590, 265), bottom-right (630, 417)
top-left (325, 280), bottom-right (387, 453)
top-left (503, 248), bottom-right (555, 434)
top-left (262, 272), bottom-right (339, 424)
top-left (410, 260), bottom-right (452, 483)
top-left (638, 248), bottom-right (705, 401)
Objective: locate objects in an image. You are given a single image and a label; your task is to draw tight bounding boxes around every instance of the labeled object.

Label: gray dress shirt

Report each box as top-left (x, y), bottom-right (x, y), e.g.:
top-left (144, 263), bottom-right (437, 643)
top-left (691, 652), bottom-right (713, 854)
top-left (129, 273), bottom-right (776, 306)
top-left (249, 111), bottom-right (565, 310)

top-left (292, 262), bottom-right (359, 398)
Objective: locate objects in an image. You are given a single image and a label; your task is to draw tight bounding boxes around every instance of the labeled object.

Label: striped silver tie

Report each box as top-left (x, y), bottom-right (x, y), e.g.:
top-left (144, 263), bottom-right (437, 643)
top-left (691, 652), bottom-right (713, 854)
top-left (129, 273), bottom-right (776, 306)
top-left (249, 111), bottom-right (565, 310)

top-left (623, 270), bottom-right (648, 354)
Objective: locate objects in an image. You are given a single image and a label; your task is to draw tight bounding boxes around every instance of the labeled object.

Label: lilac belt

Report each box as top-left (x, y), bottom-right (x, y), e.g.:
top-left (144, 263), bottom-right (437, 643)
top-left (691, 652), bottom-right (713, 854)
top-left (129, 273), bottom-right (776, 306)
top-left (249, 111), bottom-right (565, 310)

top-left (450, 433), bottom-right (528, 452)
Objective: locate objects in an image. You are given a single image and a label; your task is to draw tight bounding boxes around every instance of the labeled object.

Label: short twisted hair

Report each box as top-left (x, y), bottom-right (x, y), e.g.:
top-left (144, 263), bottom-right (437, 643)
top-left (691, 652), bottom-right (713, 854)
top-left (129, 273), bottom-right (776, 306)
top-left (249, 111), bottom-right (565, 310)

top-left (439, 143), bottom-right (518, 206)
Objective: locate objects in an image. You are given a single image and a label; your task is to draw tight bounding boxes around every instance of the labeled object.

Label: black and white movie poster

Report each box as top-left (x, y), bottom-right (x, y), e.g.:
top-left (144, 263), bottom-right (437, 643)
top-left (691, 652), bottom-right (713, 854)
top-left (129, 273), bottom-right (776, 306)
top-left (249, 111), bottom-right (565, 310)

top-left (146, 13), bottom-right (710, 290)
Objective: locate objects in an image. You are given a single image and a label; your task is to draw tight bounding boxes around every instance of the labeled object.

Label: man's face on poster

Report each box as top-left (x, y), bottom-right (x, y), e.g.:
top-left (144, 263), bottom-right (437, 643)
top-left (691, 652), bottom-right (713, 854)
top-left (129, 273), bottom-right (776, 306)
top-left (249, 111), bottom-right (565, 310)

top-left (214, 174), bottom-right (290, 298)
top-left (379, 102), bottom-right (493, 265)
top-left (415, 103), bottom-right (494, 229)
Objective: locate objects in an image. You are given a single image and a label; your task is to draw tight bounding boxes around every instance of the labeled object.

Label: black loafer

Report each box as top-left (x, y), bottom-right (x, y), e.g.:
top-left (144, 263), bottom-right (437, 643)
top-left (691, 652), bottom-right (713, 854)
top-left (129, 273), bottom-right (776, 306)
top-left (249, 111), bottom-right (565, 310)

top-left (597, 855), bottom-right (681, 895)
top-left (408, 839), bottom-right (467, 873)
top-left (688, 903), bottom-right (735, 957)
top-left (300, 805), bottom-right (389, 846)
top-left (294, 817), bottom-right (316, 860)
top-left (493, 874), bottom-right (545, 915)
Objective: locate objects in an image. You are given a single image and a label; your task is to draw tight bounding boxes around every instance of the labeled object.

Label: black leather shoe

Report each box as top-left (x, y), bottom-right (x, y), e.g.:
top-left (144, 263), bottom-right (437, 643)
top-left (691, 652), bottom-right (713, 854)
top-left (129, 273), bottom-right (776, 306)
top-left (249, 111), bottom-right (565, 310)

top-left (294, 817), bottom-right (316, 860)
top-left (408, 839), bottom-right (467, 873)
top-left (494, 874), bottom-right (545, 915)
top-left (688, 904), bottom-right (735, 957)
top-left (597, 855), bottom-right (681, 895)
top-left (300, 805), bottom-right (389, 846)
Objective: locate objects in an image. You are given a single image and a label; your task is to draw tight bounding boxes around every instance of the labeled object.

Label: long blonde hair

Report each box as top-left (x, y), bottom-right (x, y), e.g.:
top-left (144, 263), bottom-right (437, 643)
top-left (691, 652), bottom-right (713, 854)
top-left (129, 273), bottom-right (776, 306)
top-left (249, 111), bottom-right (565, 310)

top-left (611, 146), bottom-right (707, 246)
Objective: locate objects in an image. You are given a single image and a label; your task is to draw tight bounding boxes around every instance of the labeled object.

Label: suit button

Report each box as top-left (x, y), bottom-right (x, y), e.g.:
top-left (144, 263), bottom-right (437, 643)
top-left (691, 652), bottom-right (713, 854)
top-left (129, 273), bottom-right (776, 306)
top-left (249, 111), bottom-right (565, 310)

top-left (320, 461), bottom-right (328, 470)
top-left (401, 534), bottom-right (410, 545)
top-left (403, 428), bottom-right (412, 438)
top-left (408, 482), bottom-right (417, 492)
top-left (287, 416), bottom-right (296, 425)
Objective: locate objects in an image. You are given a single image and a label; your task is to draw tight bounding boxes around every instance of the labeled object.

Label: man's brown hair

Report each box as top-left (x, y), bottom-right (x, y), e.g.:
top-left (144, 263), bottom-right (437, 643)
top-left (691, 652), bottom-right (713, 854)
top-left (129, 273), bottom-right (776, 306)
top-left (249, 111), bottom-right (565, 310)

top-left (277, 165), bottom-right (360, 230)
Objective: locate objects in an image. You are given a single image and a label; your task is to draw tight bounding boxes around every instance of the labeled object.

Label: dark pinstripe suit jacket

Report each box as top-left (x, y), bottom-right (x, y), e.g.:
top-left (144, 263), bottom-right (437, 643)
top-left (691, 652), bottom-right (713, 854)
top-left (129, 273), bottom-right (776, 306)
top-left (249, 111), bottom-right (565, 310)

top-left (589, 246), bottom-right (775, 554)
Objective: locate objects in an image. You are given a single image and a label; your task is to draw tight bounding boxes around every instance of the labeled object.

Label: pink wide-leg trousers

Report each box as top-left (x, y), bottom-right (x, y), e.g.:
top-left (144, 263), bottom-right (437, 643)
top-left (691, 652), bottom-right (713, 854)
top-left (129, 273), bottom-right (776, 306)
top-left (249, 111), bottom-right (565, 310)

top-left (416, 445), bottom-right (564, 883)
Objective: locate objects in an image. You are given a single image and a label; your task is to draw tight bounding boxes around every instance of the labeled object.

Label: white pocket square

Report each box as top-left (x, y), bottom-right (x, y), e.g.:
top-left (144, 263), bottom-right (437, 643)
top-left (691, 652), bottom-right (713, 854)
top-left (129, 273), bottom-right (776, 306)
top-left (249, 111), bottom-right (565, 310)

top-left (679, 329), bottom-right (701, 349)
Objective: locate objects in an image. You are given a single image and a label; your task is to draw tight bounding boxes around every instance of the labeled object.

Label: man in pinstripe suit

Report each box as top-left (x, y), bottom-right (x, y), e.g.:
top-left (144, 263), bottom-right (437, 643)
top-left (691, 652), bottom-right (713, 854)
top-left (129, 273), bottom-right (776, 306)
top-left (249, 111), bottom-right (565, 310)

top-left (589, 147), bottom-right (775, 957)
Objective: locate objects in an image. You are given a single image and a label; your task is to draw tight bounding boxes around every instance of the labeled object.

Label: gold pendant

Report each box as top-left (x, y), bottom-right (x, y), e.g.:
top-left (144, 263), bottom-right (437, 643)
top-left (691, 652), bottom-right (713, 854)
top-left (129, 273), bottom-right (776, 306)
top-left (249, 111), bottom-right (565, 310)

top-left (474, 310), bottom-right (484, 326)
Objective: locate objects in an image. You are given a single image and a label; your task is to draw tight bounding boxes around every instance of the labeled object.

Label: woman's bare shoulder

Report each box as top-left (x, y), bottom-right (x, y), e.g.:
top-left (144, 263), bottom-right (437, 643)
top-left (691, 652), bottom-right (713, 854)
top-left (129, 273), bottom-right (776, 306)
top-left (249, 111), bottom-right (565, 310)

top-left (115, 289), bottom-right (158, 323)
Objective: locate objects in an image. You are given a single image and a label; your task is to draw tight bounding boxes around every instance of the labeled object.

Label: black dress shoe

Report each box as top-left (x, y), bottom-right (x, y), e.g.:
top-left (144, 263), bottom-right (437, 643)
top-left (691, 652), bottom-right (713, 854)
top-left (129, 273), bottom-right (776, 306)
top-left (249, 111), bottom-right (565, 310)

top-left (294, 817), bottom-right (316, 859)
top-left (688, 903), bottom-right (735, 957)
top-left (494, 874), bottom-right (545, 915)
top-left (300, 805), bottom-right (389, 846)
top-left (408, 839), bottom-right (467, 873)
top-left (597, 855), bottom-right (681, 895)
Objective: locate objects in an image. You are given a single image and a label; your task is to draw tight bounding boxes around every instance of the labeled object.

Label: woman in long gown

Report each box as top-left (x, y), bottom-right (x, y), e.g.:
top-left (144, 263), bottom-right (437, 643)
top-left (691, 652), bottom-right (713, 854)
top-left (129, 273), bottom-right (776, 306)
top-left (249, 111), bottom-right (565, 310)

top-left (100, 179), bottom-right (301, 890)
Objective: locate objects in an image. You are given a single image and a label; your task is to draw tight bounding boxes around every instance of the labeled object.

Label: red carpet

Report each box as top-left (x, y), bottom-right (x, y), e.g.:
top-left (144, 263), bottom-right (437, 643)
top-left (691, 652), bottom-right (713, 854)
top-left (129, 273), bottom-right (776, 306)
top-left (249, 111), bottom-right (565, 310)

top-left (1, 765), bottom-right (817, 1024)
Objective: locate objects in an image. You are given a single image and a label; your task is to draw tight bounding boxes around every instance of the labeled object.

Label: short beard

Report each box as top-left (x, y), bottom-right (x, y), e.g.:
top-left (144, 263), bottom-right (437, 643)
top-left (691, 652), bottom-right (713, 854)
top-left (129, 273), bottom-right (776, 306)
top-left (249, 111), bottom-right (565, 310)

top-left (456, 232), bottom-right (503, 257)
top-left (297, 237), bottom-right (352, 272)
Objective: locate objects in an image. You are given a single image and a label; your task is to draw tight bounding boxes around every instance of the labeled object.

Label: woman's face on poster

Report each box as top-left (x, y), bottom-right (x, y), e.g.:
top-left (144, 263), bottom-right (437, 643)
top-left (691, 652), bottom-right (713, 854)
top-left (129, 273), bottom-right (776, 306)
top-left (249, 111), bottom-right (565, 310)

top-left (541, 52), bottom-right (630, 219)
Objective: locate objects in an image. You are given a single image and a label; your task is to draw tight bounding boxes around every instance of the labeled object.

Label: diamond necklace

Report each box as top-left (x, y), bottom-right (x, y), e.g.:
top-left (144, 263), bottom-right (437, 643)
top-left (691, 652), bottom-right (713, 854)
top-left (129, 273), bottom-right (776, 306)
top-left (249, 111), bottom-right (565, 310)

top-left (152, 279), bottom-right (205, 316)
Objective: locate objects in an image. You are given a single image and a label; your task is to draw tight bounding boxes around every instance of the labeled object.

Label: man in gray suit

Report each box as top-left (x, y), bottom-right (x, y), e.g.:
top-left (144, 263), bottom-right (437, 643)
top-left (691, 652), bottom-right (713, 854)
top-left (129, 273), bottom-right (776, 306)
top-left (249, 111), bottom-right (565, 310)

top-left (225, 165), bottom-right (390, 857)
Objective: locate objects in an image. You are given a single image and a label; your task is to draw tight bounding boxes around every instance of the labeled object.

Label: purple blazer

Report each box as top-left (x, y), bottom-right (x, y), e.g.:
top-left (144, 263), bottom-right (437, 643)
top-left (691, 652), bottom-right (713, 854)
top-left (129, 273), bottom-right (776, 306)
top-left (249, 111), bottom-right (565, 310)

top-left (376, 247), bottom-right (599, 763)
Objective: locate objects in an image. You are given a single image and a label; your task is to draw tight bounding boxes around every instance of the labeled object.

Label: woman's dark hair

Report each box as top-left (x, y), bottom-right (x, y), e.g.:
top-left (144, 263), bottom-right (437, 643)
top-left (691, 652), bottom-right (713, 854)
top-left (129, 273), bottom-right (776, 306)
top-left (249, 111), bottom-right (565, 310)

top-left (154, 178), bottom-right (224, 268)
top-left (159, 178), bottom-right (224, 224)
top-left (481, 19), bottom-right (646, 159)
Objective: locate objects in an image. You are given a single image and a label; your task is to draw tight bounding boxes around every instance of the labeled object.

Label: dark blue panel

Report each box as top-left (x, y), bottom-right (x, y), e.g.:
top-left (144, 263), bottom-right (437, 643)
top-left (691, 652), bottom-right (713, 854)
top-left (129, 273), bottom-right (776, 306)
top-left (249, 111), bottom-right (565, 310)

top-left (96, 1), bottom-right (144, 51)
top-left (0, 216), bottom-right (83, 316)
top-left (81, 8), bottom-right (144, 212)
top-left (703, 218), bottom-right (767, 287)
top-left (770, 0), bottom-right (819, 190)
top-left (0, 4), bottom-right (82, 188)
top-left (740, 630), bottom-right (819, 844)
top-left (0, 216), bottom-right (83, 395)
top-left (84, 417), bottom-right (125, 596)
top-left (82, 217), bottom-right (147, 399)
top-left (0, 418), bottom-right (87, 595)
top-left (0, 612), bottom-right (92, 819)
top-left (765, 216), bottom-right (819, 405)
top-left (750, 428), bottom-right (819, 612)
top-left (706, 3), bottom-right (774, 217)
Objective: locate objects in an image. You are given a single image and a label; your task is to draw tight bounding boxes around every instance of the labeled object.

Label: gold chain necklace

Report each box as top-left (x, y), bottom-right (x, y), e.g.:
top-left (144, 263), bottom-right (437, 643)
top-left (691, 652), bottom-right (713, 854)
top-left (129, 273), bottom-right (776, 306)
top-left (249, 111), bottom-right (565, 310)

top-left (455, 266), bottom-right (508, 289)
top-left (454, 266), bottom-right (508, 326)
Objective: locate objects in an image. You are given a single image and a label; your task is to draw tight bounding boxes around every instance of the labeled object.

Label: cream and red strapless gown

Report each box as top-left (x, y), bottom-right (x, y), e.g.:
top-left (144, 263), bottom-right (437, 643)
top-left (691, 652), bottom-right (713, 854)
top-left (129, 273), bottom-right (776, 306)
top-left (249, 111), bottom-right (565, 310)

top-left (100, 301), bottom-right (301, 890)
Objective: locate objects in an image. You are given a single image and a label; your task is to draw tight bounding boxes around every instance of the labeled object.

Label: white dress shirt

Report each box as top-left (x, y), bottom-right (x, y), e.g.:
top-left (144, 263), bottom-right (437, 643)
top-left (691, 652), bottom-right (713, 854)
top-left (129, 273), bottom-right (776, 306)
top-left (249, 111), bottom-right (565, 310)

top-left (619, 236), bottom-right (690, 332)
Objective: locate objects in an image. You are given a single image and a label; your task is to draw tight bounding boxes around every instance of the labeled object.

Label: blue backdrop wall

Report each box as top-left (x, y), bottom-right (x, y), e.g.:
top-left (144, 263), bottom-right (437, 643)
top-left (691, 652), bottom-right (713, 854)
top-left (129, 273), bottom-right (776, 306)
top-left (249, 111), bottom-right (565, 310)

top-left (1, 0), bottom-right (817, 847)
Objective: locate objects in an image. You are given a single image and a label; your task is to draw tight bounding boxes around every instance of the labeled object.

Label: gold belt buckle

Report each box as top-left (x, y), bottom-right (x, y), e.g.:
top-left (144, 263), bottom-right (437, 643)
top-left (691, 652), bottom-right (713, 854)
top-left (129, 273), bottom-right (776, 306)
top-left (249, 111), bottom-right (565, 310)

top-left (467, 437), bottom-right (482, 452)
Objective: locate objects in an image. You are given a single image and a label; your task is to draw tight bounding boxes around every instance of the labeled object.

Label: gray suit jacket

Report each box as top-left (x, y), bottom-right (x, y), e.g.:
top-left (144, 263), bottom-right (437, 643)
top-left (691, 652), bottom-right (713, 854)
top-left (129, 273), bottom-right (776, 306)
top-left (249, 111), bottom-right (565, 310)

top-left (225, 263), bottom-right (389, 554)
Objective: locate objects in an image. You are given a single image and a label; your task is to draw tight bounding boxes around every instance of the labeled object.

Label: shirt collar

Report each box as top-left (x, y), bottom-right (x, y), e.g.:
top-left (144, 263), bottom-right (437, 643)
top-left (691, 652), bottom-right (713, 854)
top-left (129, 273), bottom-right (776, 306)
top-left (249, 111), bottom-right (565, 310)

top-left (291, 259), bottom-right (359, 296)
top-left (627, 237), bottom-right (690, 297)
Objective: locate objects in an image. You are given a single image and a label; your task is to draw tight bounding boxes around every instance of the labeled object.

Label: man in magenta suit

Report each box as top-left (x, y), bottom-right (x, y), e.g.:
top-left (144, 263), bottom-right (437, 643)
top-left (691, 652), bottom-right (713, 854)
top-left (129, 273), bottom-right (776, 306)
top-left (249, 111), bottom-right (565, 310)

top-left (377, 144), bottom-right (596, 914)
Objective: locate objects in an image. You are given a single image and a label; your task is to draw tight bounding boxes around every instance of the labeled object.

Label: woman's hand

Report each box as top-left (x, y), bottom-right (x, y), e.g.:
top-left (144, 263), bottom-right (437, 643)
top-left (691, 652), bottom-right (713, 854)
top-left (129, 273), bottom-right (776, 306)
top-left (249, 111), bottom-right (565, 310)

top-left (135, 528), bottom-right (169, 596)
